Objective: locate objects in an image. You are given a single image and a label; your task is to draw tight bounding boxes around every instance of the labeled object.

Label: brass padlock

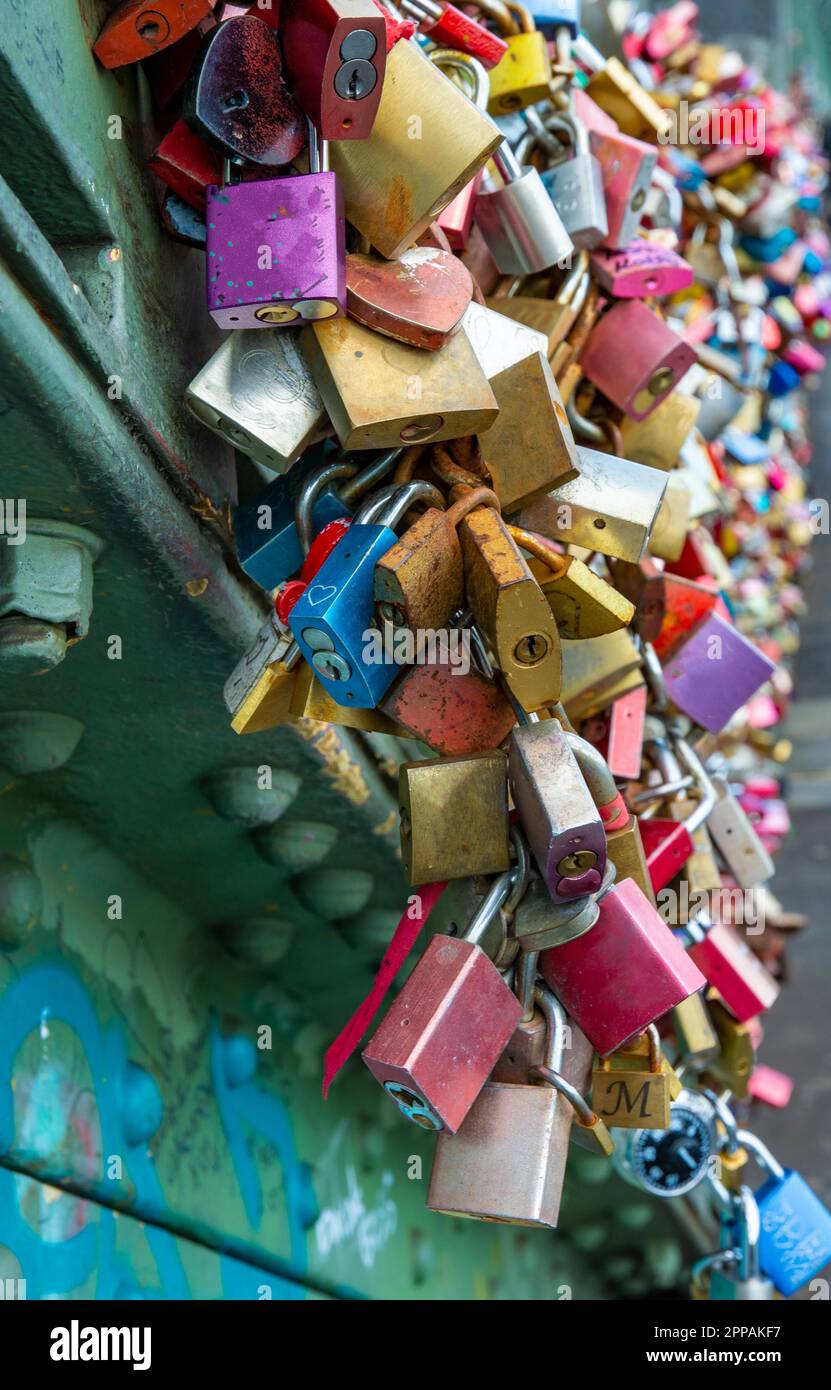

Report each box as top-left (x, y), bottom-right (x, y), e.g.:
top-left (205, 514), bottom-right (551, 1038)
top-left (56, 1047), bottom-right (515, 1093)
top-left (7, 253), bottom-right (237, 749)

top-left (374, 487), bottom-right (500, 633)
top-left (514, 527), bottom-right (635, 639)
top-left (592, 1025), bottom-right (671, 1129)
top-left (619, 390), bottom-right (701, 472)
top-left (485, 258), bottom-right (591, 360)
top-left (330, 38), bottom-right (503, 258)
top-left (478, 354), bottom-right (580, 510)
top-left (559, 630), bottom-right (644, 723)
top-left (224, 618), bottom-right (299, 736)
top-left (671, 993), bottom-right (720, 1069)
top-left (703, 996), bottom-right (754, 1099)
top-left (398, 750), bottom-right (511, 885)
top-left (648, 473), bottom-right (692, 562)
top-left (459, 507), bottom-right (562, 709)
top-left (600, 1028), bottom-right (683, 1099)
top-left (300, 316), bottom-right (499, 451)
top-left (605, 811), bottom-right (656, 906)
top-left (586, 56), bottom-right (673, 142)
top-left (486, 3), bottom-right (551, 116)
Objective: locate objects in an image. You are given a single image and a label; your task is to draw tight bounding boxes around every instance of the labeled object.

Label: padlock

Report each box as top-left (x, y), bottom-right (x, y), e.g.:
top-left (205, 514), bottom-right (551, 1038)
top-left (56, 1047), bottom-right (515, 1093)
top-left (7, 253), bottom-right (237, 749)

top-left (652, 573), bottom-right (721, 660)
top-left (590, 240), bottom-right (693, 298)
top-left (648, 473), bottom-right (691, 564)
top-left (94, 0), bottom-right (214, 68)
top-left (478, 354), bottom-right (580, 510)
top-left (486, 265), bottom-right (592, 363)
top-left (398, 750), bottom-right (511, 885)
top-left (588, 128), bottom-right (657, 250)
top-left (160, 190), bottom-right (207, 248)
top-left (490, 951), bottom-right (548, 1083)
top-left (459, 508), bottom-right (562, 709)
top-left (183, 14), bottom-right (306, 166)
top-left (330, 37), bottom-right (503, 259)
top-left (142, 13), bottom-right (217, 110)
top-left (661, 611), bottom-right (776, 734)
top-left (362, 860), bottom-right (524, 1132)
top-left (533, 113), bottom-right (609, 251)
top-left (510, 873), bottom-right (599, 952)
top-left (300, 315), bottom-right (498, 451)
top-left (427, 986), bottom-right (611, 1228)
top-left (734, 1134), bottom-right (831, 1298)
top-left (508, 721), bottom-right (606, 900)
top-left (148, 120), bottom-right (223, 212)
top-left (684, 918), bottom-right (780, 1024)
top-left (380, 656), bottom-right (517, 755)
top-left (223, 615), bottom-right (300, 735)
top-left (703, 996), bottom-right (754, 1099)
top-left (556, 725), bottom-right (655, 903)
top-left (462, 301), bottom-right (549, 379)
top-left (400, 1), bottom-right (509, 70)
top-left (486, 3), bottom-right (551, 116)
top-left (619, 391), bottom-right (701, 472)
top-left (519, 445), bottom-right (668, 564)
top-left (580, 302), bottom-right (697, 421)
top-left (186, 330), bottom-right (329, 474)
top-left (706, 774), bottom-right (774, 890)
top-left (592, 1024), bottom-right (671, 1129)
top-left (539, 874), bottom-right (706, 1057)
top-left (520, 532), bottom-right (635, 639)
top-left (279, 1), bottom-right (387, 141)
top-left (374, 487), bottom-right (499, 634)
top-left (474, 140), bottom-right (574, 276)
top-left (672, 993), bottom-right (720, 1068)
top-left (585, 56), bottom-right (673, 142)
top-left (554, 629), bottom-right (644, 722)
top-left (607, 557), bottom-right (666, 642)
top-left (530, 1), bottom-right (580, 37)
top-left (206, 130), bottom-right (346, 328)
top-left (429, 50), bottom-right (492, 252)
top-left (583, 684), bottom-right (647, 782)
top-left (233, 446), bottom-right (390, 589)
top-left (345, 245), bottom-right (474, 351)
top-left (708, 1188), bottom-right (777, 1301)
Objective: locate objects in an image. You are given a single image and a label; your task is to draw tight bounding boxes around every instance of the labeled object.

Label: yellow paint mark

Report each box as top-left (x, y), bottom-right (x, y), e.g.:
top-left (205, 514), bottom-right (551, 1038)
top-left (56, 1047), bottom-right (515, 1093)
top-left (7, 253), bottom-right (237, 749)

top-left (186, 578), bottom-right (210, 597)
top-left (373, 810), bottom-right (398, 837)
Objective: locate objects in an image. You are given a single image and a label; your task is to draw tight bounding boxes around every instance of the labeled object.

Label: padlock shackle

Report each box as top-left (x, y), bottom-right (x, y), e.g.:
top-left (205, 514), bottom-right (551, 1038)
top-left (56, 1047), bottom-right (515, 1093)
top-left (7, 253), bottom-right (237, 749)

top-left (339, 448), bottom-right (402, 505)
top-left (470, 0), bottom-right (520, 35)
top-left (566, 390), bottom-right (607, 446)
top-left (445, 487), bottom-right (501, 527)
top-left (513, 949), bottom-right (539, 1023)
top-left (674, 738), bottom-right (718, 832)
top-left (428, 47), bottom-right (490, 111)
top-left (532, 1062), bottom-right (599, 1130)
top-left (296, 461), bottom-right (358, 556)
top-left (492, 140), bottom-right (524, 187)
top-left (506, 525), bottom-right (569, 580)
top-left (533, 984), bottom-right (568, 1074)
top-left (735, 1186), bottom-right (762, 1282)
top-left (734, 1129), bottom-right (786, 1184)
top-left (562, 728), bottom-right (631, 832)
top-left (353, 479), bottom-right (445, 528)
top-left (307, 120), bottom-right (329, 175)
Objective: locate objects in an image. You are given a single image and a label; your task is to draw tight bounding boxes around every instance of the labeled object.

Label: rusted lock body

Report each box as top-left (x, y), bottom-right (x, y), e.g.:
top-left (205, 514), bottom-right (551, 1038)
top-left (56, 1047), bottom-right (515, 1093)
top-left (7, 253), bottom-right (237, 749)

top-left (380, 659), bottom-right (517, 755)
top-left (94, 0), bottom-right (213, 67)
top-left (460, 508), bottom-right (562, 710)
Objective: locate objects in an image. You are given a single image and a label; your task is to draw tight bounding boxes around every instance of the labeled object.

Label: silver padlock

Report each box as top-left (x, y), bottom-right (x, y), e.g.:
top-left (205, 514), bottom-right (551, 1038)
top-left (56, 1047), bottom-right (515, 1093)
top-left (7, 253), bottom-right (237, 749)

top-left (708, 1188), bottom-right (777, 1302)
top-left (186, 330), bottom-right (330, 476)
top-left (474, 139), bottom-right (574, 276)
top-left (706, 774), bottom-right (774, 890)
top-left (531, 112), bottom-right (609, 250)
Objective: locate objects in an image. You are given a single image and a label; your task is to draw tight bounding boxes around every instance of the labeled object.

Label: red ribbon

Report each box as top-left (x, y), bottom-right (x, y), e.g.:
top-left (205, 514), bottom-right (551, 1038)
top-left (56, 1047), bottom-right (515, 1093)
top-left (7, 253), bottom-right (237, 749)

top-left (322, 881), bottom-right (446, 1097)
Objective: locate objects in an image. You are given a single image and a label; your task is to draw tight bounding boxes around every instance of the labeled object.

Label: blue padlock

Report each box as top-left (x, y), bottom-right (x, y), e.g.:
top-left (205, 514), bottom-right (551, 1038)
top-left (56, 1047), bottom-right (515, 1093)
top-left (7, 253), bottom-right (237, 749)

top-left (721, 429), bottom-right (770, 466)
top-left (667, 150), bottom-right (708, 192)
top-left (289, 481), bottom-right (444, 709)
top-left (738, 1132), bottom-right (831, 1296)
top-left (531, 2), bottom-right (581, 38)
top-left (234, 446), bottom-right (399, 591)
top-left (740, 227), bottom-right (797, 265)
top-left (768, 360), bottom-right (801, 398)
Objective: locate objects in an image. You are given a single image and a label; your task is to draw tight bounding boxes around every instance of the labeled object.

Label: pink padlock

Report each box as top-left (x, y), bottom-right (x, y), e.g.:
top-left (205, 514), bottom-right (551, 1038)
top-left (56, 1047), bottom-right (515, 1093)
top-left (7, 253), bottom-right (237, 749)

top-left (580, 300), bottom-right (697, 420)
top-left (782, 338), bottom-right (826, 374)
top-left (589, 129), bottom-right (657, 250)
top-left (643, 0), bottom-right (698, 60)
top-left (748, 1063), bottom-right (794, 1109)
top-left (539, 877), bottom-right (705, 1057)
top-left (590, 239), bottom-right (693, 298)
top-left (436, 172), bottom-right (483, 251)
top-left (572, 87), bottom-right (619, 138)
top-left (685, 919), bottom-right (779, 1024)
top-left (752, 799), bottom-right (790, 838)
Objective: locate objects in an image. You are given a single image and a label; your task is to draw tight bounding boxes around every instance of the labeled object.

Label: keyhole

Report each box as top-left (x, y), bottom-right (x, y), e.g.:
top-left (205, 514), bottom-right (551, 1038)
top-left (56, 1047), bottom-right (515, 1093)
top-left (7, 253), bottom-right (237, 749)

top-left (513, 633), bottom-right (549, 666)
top-left (138, 21), bottom-right (161, 39)
top-left (221, 89), bottom-right (250, 113)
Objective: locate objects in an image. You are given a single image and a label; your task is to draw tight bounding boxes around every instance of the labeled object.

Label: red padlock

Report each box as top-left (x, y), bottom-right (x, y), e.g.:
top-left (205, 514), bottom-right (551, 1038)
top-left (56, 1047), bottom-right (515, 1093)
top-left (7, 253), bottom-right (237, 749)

top-left (685, 919), bottom-right (780, 1023)
top-left (280, 0), bottom-right (388, 140)
top-left (400, 1), bottom-right (508, 69)
top-left (275, 517), bottom-right (352, 624)
top-left (148, 120), bottom-right (222, 212)
top-left (94, 0), bottom-right (215, 69)
top-left (580, 300), bottom-right (697, 421)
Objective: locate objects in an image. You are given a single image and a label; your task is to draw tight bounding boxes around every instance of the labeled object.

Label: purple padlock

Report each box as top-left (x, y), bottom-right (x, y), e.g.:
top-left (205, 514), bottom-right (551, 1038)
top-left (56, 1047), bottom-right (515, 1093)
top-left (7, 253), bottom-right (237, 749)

top-left (662, 611), bottom-right (776, 733)
top-left (206, 128), bottom-right (346, 329)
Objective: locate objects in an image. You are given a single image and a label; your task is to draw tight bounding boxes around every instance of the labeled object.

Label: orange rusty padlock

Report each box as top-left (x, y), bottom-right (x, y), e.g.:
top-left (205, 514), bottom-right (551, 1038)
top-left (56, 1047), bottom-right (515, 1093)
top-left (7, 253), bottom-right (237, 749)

top-left (94, 0), bottom-right (215, 69)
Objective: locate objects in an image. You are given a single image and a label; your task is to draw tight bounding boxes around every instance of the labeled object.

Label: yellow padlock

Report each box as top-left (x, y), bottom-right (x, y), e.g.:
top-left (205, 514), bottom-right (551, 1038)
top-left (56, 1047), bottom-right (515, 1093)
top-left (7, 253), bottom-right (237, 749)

top-left (484, 1), bottom-right (552, 116)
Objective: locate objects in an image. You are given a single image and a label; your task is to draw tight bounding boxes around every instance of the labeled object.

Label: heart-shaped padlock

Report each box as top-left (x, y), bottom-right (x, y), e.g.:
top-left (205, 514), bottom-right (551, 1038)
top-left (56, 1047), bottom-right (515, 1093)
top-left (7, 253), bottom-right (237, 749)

top-left (345, 248), bottom-right (474, 351)
top-left (183, 15), bottom-right (306, 167)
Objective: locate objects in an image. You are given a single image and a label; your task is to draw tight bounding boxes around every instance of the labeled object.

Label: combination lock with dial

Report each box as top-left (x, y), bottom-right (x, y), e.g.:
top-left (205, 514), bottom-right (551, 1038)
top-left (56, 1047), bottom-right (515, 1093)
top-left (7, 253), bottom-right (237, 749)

top-left (612, 1089), bottom-right (717, 1198)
